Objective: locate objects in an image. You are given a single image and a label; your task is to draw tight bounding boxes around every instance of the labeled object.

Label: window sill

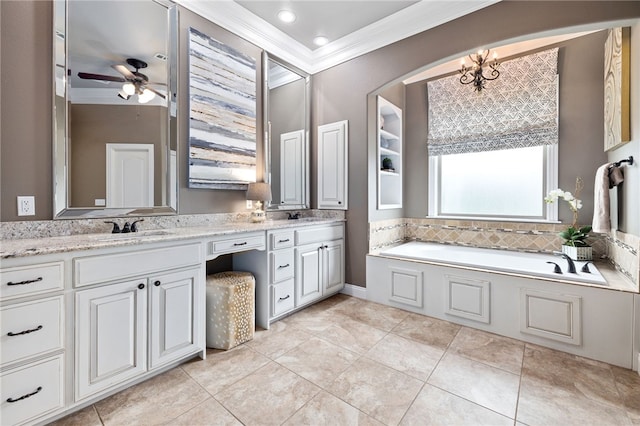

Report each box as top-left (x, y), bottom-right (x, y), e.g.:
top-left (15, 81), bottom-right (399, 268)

top-left (425, 215), bottom-right (561, 224)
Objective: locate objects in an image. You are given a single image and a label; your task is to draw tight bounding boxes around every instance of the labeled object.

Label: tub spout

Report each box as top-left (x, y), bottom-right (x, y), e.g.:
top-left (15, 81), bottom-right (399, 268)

top-left (554, 252), bottom-right (577, 273)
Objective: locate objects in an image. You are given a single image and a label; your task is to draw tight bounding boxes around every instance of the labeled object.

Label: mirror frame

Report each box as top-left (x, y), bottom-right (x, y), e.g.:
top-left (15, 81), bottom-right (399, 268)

top-left (263, 52), bottom-right (311, 211)
top-left (53, 0), bottom-right (179, 219)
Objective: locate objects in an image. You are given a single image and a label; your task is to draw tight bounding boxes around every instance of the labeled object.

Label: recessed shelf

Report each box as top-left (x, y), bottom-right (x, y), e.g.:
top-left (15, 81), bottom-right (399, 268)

top-left (377, 96), bottom-right (402, 210)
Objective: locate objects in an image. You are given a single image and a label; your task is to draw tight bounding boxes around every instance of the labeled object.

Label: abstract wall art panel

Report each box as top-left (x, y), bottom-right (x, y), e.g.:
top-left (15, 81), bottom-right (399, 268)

top-left (188, 28), bottom-right (257, 189)
top-left (604, 27), bottom-right (630, 152)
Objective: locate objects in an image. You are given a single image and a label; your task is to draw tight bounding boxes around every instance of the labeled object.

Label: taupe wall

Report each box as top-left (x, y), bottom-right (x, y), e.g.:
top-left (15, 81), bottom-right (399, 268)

top-left (404, 31), bottom-right (609, 224)
top-left (312, 1), bottom-right (640, 287)
top-left (69, 104), bottom-right (165, 207)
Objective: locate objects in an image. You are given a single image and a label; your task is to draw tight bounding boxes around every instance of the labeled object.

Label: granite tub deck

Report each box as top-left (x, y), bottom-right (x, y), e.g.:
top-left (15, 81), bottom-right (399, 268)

top-left (0, 218), bottom-right (344, 259)
top-left (374, 241), bottom-right (637, 293)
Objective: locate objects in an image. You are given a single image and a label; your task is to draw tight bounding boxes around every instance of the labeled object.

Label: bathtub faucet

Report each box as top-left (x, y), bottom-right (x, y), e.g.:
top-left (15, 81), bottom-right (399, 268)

top-left (553, 252), bottom-right (577, 273)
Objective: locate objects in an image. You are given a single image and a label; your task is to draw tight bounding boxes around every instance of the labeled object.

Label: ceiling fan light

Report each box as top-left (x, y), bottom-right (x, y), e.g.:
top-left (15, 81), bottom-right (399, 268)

top-left (117, 90), bottom-right (131, 100)
top-left (122, 82), bottom-right (136, 95)
top-left (138, 88), bottom-right (155, 104)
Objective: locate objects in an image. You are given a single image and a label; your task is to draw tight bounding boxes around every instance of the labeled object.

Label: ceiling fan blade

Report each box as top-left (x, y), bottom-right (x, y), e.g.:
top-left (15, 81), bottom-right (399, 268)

top-left (112, 64), bottom-right (137, 80)
top-left (145, 86), bottom-right (167, 99)
top-left (77, 72), bottom-right (125, 82)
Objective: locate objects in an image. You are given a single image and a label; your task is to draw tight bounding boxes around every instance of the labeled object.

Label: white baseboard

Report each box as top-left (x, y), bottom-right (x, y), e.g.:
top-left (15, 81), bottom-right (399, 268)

top-left (341, 283), bottom-right (367, 299)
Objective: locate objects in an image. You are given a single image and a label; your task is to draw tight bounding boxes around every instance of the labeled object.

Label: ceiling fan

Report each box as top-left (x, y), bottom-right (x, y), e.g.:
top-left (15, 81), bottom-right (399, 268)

top-left (77, 58), bottom-right (165, 103)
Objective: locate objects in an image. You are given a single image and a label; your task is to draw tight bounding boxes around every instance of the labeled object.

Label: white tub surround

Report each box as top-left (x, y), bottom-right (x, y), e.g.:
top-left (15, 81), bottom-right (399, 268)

top-left (379, 242), bottom-right (611, 287)
top-left (369, 217), bottom-right (638, 288)
top-left (367, 243), bottom-right (637, 369)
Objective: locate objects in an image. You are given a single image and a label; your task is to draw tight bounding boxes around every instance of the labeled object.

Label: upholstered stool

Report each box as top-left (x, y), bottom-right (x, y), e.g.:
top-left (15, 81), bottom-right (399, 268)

top-left (205, 271), bottom-right (255, 350)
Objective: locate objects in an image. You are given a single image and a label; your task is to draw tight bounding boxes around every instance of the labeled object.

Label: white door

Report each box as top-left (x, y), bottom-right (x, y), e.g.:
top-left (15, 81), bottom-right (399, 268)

top-left (295, 244), bottom-right (322, 306)
top-left (106, 143), bottom-right (154, 208)
top-left (75, 279), bottom-right (147, 400)
top-left (149, 268), bottom-right (202, 369)
top-left (280, 130), bottom-right (305, 206)
top-left (317, 121), bottom-right (348, 209)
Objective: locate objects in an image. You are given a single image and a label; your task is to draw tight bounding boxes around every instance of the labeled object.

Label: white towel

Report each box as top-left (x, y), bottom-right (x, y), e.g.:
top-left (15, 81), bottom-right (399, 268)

top-left (592, 163), bottom-right (624, 233)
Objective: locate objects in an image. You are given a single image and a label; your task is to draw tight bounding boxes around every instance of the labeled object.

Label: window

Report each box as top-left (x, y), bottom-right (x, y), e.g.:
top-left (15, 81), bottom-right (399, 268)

top-left (428, 145), bottom-right (557, 220)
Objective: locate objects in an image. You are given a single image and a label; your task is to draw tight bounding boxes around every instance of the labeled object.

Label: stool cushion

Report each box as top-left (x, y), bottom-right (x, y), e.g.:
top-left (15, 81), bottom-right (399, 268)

top-left (206, 271), bottom-right (255, 350)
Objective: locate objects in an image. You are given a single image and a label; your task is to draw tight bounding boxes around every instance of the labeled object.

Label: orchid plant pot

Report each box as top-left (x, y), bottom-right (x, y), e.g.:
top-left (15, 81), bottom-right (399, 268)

top-left (561, 244), bottom-right (592, 261)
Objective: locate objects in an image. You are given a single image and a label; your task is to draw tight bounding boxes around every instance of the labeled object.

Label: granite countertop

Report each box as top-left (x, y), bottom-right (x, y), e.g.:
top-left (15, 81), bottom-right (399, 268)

top-left (0, 218), bottom-right (344, 259)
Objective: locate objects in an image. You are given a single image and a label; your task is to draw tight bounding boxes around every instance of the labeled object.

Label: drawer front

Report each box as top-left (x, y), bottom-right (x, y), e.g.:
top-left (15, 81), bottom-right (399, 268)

top-left (1, 355), bottom-right (64, 426)
top-left (271, 279), bottom-right (295, 317)
top-left (270, 231), bottom-right (294, 250)
top-left (74, 243), bottom-right (202, 287)
top-left (1, 262), bottom-right (64, 301)
top-left (295, 224), bottom-right (344, 246)
top-left (208, 233), bottom-right (265, 258)
top-left (1, 296), bottom-right (63, 367)
top-left (270, 250), bottom-right (294, 283)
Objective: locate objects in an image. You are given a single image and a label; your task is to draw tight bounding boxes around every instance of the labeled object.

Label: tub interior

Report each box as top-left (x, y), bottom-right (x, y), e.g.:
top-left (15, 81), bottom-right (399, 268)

top-left (379, 242), bottom-right (607, 285)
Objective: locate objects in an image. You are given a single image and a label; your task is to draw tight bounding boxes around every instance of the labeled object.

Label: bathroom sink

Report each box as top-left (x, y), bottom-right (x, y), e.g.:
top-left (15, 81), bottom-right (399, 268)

top-left (90, 230), bottom-right (174, 241)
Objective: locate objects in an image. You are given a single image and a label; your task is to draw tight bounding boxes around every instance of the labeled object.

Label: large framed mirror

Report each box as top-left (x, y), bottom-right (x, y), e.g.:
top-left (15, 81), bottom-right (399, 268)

top-left (264, 54), bottom-right (310, 210)
top-left (53, 0), bottom-right (178, 219)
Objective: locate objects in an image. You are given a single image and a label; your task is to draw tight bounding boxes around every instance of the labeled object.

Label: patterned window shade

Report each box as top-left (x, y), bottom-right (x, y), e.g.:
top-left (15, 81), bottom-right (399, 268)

top-left (427, 48), bottom-right (559, 156)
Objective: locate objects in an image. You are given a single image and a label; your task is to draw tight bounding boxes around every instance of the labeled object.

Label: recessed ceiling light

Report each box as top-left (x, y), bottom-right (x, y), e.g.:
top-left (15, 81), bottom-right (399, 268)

top-left (313, 36), bottom-right (329, 46)
top-left (277, 10), bottom-right (296, 23)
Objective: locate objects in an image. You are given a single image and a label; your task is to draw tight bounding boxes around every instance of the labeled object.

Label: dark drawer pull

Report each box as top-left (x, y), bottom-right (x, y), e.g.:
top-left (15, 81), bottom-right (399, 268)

top-left (7, 277), bottom-right (43, 286)
top-left (7, 386), bottom-right (42, 403)
top-left (233, 242), bottom-right (247, 246)
top-left (8, 325), bottom-right (43, 336)
top-left (278, 238), bottom-right (290, 243)
top-left (278, 264), bottom-right (290, 269)
top-left (278, 295), bottom-right (290, 301)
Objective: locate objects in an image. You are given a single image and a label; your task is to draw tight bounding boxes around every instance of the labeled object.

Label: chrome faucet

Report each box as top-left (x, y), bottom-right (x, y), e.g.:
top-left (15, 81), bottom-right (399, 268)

top-left (554, 252), bottom-right (577, 273)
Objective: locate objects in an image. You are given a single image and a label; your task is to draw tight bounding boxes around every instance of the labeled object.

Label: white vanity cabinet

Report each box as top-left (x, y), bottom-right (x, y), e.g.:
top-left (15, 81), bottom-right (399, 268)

top-left (234, 222), bottom-right (345, 329)
top-left (0, 259), bottom-right (66, 426)
top-left (295, 225), bottom-right (345, 307)
top-left (73, 242), bottom-right (204, 401)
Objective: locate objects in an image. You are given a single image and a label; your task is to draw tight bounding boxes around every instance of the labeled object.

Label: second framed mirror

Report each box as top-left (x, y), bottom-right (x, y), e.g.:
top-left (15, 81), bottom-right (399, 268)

top-left (264, 54), bottom-right (310, 210)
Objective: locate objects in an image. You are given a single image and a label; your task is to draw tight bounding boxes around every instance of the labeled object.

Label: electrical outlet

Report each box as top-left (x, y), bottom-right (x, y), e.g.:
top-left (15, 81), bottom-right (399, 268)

top-left (17, 196), bottom-right (35, 216)
top-left (246, 200), bottom-right (253, 209)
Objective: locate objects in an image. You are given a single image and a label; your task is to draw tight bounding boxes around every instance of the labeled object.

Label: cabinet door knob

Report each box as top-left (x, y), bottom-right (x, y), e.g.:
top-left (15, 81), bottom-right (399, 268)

top-left (338, 201), bottom-right (342, 204)
top-left (138, 283), bottom-right (145, 290)
top-left (154, 280), bottom-right (161, 286)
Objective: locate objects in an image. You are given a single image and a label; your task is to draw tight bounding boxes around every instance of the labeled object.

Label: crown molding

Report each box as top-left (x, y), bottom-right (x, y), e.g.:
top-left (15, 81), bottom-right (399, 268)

top-left (176, 0), bottom-right (499, 75)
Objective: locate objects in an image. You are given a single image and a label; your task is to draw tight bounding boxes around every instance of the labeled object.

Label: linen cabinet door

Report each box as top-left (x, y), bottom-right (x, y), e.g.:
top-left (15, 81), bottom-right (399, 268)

top-left (295, 244), bottom-right (322, 306)
top-left (149, 268), bottom-right (203, 369)
top-left (323, 239), bottom-right (345, 295)
top-left (75, 279), bottom-right (147, 401)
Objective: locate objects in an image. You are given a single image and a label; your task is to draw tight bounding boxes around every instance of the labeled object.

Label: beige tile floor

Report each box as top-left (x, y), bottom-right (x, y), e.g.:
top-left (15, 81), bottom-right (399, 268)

top-left (52, 294), bottom-right (640, 426)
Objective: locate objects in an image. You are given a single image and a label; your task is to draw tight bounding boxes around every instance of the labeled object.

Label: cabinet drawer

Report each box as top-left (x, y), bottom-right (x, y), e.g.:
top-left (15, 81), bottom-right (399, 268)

top-left (74, 243), bottom-right (202, 287)
top-left (295, 224), bottom-right (344, 246)
top-left (208, 233), bottom-right (265, 258)
top-left (270, 231), bottom-right (294, 250)
top-left (1, 262), bottom-right (64, 301)
top-left (1, 296), bottom-right (63, 367)
top-left (1, 354), bottom-right (64, 426)
top-left (270, 250), bottom-right (294, 283)
top-left (271, 279), bottom-right (295, 317)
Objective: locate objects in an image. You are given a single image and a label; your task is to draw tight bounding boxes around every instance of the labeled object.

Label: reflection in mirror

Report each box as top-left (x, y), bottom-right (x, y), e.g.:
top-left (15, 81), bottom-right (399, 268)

top-left (265, 55), bottom-right (310, 210)
top-left (53, 0), bottom-right (178, 218)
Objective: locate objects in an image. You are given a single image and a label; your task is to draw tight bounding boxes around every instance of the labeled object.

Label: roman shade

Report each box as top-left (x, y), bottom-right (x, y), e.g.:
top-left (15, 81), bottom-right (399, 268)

top-left (427, 48), bottom-right (559, 156)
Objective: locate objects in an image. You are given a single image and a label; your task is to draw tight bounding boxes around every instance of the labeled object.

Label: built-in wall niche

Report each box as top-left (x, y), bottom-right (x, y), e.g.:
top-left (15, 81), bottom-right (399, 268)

top-left (264, 55), bottom-right (310, 210)
top-left (53, 0), bottom-right (178, 219)
top-left (377, 96), bottom-right (403, 209)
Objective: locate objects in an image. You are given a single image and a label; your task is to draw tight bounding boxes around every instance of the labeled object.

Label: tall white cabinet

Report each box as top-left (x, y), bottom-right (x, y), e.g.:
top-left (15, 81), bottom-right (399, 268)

top-left (377, 96), bottom-right (402, 209)
top-left (317, 120), bottom-right (348, 209)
